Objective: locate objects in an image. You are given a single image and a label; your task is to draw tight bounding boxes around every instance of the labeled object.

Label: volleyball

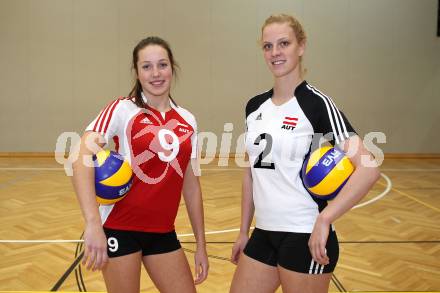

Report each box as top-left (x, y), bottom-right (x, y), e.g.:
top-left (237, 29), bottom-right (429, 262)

top-left (302, 146), bottom-right (354, 200)
top-left (93, 150), bottom-right (133, 205)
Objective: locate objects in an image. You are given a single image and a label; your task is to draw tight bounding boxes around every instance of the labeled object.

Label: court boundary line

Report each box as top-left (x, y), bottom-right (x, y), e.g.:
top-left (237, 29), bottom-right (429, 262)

top-left (0, 172), bottom-right (392, 244)
top-left (352, 173), bottom-right (391, 209)
top-left (332, 273), bottom-right (346, 292)
top-left (50, 251), bottom-right (83, 291)
top-left (392, 187), bottom-right (440, 213)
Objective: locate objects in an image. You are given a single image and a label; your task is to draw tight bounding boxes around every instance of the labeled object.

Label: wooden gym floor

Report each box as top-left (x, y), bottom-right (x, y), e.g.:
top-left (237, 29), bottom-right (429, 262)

top-left (0, 156), bottom-right (439, 292)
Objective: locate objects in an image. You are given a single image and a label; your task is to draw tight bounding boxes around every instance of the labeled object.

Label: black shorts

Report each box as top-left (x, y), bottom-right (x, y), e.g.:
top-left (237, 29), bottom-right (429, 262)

top-left (103, 227), bottom-right (181, 258)
top-left (243, 228), bottom-right (339, 274)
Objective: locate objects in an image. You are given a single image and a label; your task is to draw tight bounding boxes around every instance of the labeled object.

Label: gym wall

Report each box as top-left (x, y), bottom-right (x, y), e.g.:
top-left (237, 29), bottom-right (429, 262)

top-left (0, 0), bottom-right (439, 154)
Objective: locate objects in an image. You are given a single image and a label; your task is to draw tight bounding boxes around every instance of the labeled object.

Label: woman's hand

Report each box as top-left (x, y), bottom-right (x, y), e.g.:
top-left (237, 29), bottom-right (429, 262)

top-left (82, 222), bottom-right (108, 271)
top-left (230, 232), bottom-right (249, 265)
top-left (194, 245), bottom-right (209, 284)
top-left (308, 215), bottom-right (330, 266)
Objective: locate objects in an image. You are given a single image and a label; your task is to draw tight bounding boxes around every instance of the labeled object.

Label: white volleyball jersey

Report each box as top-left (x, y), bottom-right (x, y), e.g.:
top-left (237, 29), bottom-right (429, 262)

top-left (245, 80), bottom-right (356, 233)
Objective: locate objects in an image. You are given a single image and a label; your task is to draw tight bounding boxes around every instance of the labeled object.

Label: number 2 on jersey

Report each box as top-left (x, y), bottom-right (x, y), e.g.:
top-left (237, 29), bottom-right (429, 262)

top-left (253, 133), bottom-right (275, 169)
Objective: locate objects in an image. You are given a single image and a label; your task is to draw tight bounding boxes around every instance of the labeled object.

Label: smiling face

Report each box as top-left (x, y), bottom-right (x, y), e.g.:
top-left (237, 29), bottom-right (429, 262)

top-left (136, 45), bottom-right (173, 99)
top-left (261, 22), bottom-right (305, 79)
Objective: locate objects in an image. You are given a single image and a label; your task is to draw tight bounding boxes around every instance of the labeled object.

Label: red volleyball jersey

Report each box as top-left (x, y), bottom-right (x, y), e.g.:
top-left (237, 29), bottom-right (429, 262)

top-left (86, 94), bottom-right (197, 232)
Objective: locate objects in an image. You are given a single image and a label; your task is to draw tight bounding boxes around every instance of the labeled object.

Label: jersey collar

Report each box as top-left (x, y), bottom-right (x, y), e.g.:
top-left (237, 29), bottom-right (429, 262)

top-left (293, 80), bottom-right (308, 97)
top-left (141, 91), bottom-right (178, 110)
top-left (268, 80), bottom-right (308, 99)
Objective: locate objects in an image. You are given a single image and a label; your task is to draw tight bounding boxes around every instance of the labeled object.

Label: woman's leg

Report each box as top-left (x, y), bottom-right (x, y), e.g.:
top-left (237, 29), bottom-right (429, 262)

top-left (142, 248), bottom-right (196, 293)
top-left (277, 230), bottom-right (339, 293)
top-left (230, 253), bottom-right (280, 293)
top-left (278, 266), bottom-right (331, 293)
top-left (102, 251), bottom-right (142, 293)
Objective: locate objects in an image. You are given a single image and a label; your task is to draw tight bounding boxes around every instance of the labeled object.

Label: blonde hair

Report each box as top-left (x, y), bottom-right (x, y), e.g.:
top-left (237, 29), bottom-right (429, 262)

top-left (261, 14), bottom-right (307, 77)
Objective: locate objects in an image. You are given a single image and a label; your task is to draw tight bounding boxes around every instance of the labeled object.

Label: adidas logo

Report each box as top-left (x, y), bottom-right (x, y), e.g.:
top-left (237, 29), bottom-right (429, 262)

top-left (140, 117), bottom-right (153, 124)
top-left (256, 113), bottom-right (262, 120)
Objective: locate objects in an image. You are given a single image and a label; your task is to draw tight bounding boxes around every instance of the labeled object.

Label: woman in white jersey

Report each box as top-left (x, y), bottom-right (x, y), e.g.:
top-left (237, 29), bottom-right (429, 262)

top-left (230, 14), bottom-right (380, 293)
top-left (72, 37), bottom-right (208, 293)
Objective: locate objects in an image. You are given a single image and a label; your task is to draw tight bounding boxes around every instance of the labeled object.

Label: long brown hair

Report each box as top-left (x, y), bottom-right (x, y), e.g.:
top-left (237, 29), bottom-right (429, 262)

top-left (128, 36), bottom-right (180, 108)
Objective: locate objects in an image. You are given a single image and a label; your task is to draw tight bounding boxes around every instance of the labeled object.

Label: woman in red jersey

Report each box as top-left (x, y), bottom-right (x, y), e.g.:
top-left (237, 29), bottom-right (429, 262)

top-left (72, 36), bottom-right (208, 293)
